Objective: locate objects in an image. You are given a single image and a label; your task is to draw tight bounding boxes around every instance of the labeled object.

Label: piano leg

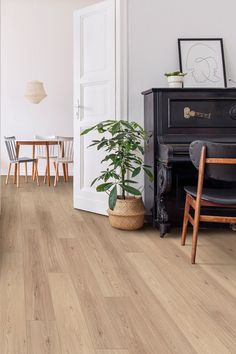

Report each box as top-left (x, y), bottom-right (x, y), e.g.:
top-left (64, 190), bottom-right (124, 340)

top-left (159, 223), bottom-right (171, 237)
top-left (157, 163), bottom-right (172, 237)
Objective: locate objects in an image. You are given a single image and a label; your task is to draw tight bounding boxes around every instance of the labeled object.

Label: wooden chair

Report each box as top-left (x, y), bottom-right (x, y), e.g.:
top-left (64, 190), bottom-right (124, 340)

top-left (181, 140), bottom-right (236, 264)
top-left (52, 137), bottom-right (74, 187)
top-left (4, 136), bottom-right (39, 188)
top-left (34, 135), bottom-right (59, 183)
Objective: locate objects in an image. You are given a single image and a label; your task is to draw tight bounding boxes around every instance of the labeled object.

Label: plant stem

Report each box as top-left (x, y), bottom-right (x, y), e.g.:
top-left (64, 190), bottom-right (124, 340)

top-left (121, 164), bottom-right (126, 199)
top-left (121, 170), bottom-right (125, 199)
top-left (122, 188), bottom-right (125, 199)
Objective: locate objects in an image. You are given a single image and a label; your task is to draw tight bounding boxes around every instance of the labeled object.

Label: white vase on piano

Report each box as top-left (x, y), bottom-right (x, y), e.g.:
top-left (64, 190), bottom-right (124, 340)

top-left (167, 75), bottom-right (184, 88)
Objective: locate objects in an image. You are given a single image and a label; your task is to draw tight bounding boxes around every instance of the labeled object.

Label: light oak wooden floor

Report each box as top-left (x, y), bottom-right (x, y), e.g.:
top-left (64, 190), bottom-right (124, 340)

top-left (0, 178), bottom-right (236, 354)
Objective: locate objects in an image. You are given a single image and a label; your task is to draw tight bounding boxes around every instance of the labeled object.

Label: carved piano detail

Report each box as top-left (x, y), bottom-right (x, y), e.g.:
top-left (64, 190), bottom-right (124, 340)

top-left (184, 107), bottom-right (211, 119)
top-left (142, 88), bottom-right (236, 237)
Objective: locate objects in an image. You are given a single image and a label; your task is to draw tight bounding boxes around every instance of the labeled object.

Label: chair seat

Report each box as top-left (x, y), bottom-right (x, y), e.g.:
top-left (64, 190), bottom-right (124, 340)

top-left (185, 186), bottom-right (236, 205)
top-left (11, 157), bottom-right (37, 163)
top-left (36, 155), bottom-right (58, 159)
top-left (52, 157), bottom-right (73, 163)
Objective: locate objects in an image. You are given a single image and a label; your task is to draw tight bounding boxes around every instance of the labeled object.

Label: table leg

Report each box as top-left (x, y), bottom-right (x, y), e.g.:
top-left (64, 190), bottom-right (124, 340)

top-left (32, 145), bottom-right (35, 180)
top-left (14, 143), bottom-right (20, 184)
top-left (46, 143), bottom-right (50, 186)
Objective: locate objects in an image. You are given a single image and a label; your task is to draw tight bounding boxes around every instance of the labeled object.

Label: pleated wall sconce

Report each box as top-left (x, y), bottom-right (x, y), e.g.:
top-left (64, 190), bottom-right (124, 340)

top-left (25, 80), bottom-right (47, 104)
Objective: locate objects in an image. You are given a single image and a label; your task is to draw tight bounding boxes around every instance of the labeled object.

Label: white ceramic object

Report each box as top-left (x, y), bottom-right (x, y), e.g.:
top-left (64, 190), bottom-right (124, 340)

top-left (167, 76), bottom-right (184, 88)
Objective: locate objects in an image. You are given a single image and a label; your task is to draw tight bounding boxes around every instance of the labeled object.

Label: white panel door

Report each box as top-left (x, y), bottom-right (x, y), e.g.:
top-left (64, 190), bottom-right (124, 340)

top-left (74, 0), bottom-right (116, 215)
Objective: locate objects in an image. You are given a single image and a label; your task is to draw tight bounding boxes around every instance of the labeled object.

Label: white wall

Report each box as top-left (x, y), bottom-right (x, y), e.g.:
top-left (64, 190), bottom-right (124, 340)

top-left (1, 0), bottom-right (100, 175)
top-left (127, 0), bottom-right (236, 126)
top-left (2, 0), bottom-right (236, 174)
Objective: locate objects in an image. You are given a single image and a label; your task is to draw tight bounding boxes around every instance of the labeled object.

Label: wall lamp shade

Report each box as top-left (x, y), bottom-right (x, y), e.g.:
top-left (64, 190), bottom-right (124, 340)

top-left (25, 80), bottom-right (47, 104)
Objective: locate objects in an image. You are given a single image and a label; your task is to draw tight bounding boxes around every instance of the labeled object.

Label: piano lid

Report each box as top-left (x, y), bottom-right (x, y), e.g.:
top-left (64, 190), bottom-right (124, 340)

top-left (142, 87), bottom-right (236, 95)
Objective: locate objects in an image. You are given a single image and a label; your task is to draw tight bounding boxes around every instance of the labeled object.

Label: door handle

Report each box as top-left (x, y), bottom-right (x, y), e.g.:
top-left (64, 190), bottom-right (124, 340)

top-left (74, 98), bottom-right (80, 108)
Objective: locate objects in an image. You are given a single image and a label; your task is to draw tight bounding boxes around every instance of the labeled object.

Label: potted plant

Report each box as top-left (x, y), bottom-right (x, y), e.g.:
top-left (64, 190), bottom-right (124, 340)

top-left (165, 71), bottom-right (187, 88)
top-left (81, 120), bottom-right (153, 230)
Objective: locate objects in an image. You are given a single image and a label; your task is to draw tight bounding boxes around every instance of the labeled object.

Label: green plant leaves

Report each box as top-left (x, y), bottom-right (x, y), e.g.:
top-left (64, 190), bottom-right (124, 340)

top-left (124, 179), bottom-right (138, 184)
top-left (122, 185), bottom-right (141, 196)
top-left (137, 146), bottom-right (144, 154)
top-left (81, 119), bottom-right (153, 202)
top-left (91, 177), bottom-right (98, 187)
top-left (164, 71), bottom-right (187, 77)
top-left (132, 167), bottom-right (141, 177)
top-left (109, 185), bottom-right (117, 210)
top-left (111, 121), bottom-right (121, 135)
top-left (143, 166), bottom-right (154, 181)
top-left (96, 183), bottom-right (113, 192)
top-left (81, 126), bottom-right (95, 135)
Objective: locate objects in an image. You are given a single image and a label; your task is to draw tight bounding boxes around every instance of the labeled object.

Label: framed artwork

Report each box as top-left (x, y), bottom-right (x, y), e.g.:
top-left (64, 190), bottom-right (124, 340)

top-left (178, 38), bottom-right (227, 88)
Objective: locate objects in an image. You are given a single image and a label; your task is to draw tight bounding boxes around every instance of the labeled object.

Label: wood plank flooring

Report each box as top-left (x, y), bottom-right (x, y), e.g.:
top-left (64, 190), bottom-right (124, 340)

top-left (0, 178), bottom-right (236, 354)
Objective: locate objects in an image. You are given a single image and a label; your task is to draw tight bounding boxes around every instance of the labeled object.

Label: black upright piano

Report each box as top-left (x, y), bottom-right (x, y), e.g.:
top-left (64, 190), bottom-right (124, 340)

top-left (142, 88), bottom-right (236, 237)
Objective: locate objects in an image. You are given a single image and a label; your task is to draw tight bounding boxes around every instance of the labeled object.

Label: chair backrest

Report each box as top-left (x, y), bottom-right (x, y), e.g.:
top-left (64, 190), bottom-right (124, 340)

top-left (190, 140), bottom-right (236, 182)
top-left (57, 137), bottom-right (74, 162)
top-left (4, 136), bottom-right (17, 162)
top-left (35, 135), bottom-right (58, 157)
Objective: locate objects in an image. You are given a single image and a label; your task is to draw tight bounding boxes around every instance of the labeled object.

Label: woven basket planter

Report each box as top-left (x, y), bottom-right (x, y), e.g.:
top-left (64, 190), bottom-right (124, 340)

top-left (108, 196), bottom-right (145, 230)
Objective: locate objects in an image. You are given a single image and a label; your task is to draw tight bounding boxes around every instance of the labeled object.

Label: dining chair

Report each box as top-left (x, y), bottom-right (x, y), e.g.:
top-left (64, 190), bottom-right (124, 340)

top-left (181, 140), bottom-right (236, 264)
top-left (52, 137), bottom-right (74, 187)
top-left (34, 135), bottom-right (59, 183)
top-left (4, 136), bottom-right (39, 188)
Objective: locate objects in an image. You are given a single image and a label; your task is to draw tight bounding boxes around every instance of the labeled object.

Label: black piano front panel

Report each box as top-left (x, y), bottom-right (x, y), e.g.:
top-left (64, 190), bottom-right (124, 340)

top-left (160, 90), bottom-right (236, 144)
top-left (168, 99), bottom-right (236, 128)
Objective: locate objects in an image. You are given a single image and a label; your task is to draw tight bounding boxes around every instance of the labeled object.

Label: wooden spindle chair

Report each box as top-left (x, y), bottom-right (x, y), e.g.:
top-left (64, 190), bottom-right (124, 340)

top-left (34, 135), bottom-right (59, 183)
top-left (4, 136), bottom-right (39, 188)
top-left (52, 137), bottom-right (74, 187)
top-left (181, 140), bottom-right (236, 264)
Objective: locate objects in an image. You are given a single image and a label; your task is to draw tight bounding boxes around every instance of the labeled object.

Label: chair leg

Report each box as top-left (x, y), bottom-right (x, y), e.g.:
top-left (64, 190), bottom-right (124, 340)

top-left (32, 167), bottom-right (35, 181)
top-left (44, 165), bottom-right (48, 184)
top-left (35, 161), bottom-right (40, 186)
top-left (32, 162), bottom-right (36, 181)
top-left (63, 163), bottom-right (66, 182)
top-left (66, 163), bottom-right (69, 182)
top-left (191, 209), bottom-right (201, 264)
top-left (54, 163), bottom-right (59, 187)
top-left (181, 195), bottom-right (190, 246)
top-left (53, 162), bottom-right (59, 182)
top-left (14, 164), bottom-right (17, 184)
top-left (32, 145), bottom-right (35, 179)
top-left (25, 162), bottom-right (28, 182)
top-left (17, 163), bottom-right (20, 188)
top-left (5, 163), bottom-right (12, 185)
